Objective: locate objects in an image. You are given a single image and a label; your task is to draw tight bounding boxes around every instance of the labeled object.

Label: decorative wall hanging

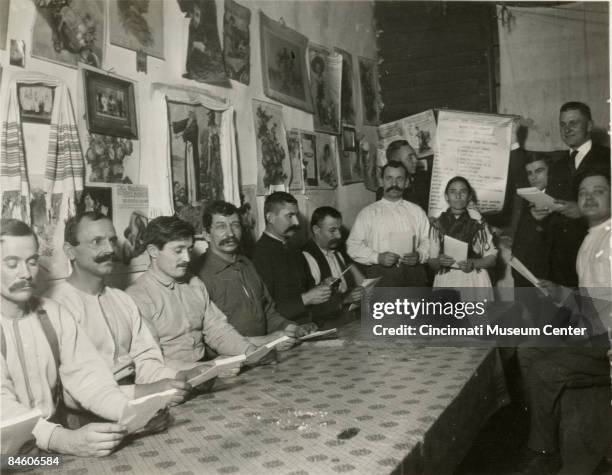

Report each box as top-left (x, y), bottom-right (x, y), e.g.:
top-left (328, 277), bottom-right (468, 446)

top-left (287, 128), bottom-right (305, 192)
top-left (335, 47), bottom-right (357, 126)
top-left (358, 56), bottom-right (380, 125)
top-left (314, 133), bottom-right (338, 189)
top-left (32, 0), bottom-right (105, 68)
top-left (223, 0), bottom-right (251, 84)
top-left (109, 0), bottom-right (164, 59)
top-left (260, 12), bottom-right (312, 113)
top-left (308, 43), bottom-right (342, 135)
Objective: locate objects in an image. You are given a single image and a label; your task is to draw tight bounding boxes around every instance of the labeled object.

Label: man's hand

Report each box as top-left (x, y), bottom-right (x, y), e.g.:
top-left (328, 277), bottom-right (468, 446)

top-left (437, 254), bottom-right (455, 268)
top-left (530, 206), bottom-right (553, 221)
top-left (553, 200), bottom-right (581, 219)
top-left (49, 423), bottom-right (127, 457)
top-left (177, 363), bottom-right (217, 392)
top-left (134, 379), bottom-right (190, 406)
top-left (343, 286), bottom-right (364, 304)
top-left (399, 252), bottom-right (420, 266)
top-left (457, 260), bottom-right (475, 273)
top-left (302, 284), bottom-right (332, 305)
top-left (536, 279), bottom-right (572, 303)
top-left (142, 407), bottom-right (171, 434)
top-left (378, 252), bottom-right (400, 267)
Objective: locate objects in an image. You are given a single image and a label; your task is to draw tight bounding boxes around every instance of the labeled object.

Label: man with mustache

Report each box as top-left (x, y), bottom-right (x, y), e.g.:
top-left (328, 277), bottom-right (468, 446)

top-left (1, 219), bottom-right (132, 456)
top-left (127, 216), bottom-right (262, 369)
top-left (302, 207), bottom-right (365, 328)
top-left (252, 192), bottom-right (330, 326)
top-left (518, 167), bottom-right (611, 474)
top-left (197, 201), bottom-right (308, 349)
top-left (46, 212), bottom-right (202, 415)
top-left (347, 161), bottom-right (430, 287)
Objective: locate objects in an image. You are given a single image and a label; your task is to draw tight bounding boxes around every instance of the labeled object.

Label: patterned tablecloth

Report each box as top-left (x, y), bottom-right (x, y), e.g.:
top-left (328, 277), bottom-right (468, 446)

top-left (45, 323), bottom-right (509, 475)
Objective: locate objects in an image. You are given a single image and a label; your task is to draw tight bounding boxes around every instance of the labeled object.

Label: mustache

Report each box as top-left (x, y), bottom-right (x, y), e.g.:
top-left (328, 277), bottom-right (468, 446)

top-left (93, 253), bottom-right (115, 263)
top-left (219, 237), bottom-right (239, 246)
top-left (177, 263), bottom-right (189, 268)
top-left (328, 238), bottom-right (341, 246)
top-left (286, 225), bottom-right (299, 232)
top-left (9, 279), bottom-right (35, 292)
top-left (385, 186), bottom-right (402, 192)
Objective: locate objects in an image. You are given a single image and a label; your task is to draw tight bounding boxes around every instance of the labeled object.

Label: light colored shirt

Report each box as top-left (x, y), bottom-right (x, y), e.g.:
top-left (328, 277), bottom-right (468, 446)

top-left (570, 139), bottom-right (592, 170)
top-left (303, 245), bottom-right (348, 293)
top-left (1, 298), bottom-right (128, 450)
top-left (346, 198), bottom-right (431, 265)
top-left (45, 282), bottom-right (176, 384)
top-left (126, 270), bottom-right (252, 370)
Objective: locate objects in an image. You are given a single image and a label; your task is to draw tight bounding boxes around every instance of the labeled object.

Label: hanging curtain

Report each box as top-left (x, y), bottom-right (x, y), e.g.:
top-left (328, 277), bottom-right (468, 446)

top-left (497, 3), bottom-right (609, 151)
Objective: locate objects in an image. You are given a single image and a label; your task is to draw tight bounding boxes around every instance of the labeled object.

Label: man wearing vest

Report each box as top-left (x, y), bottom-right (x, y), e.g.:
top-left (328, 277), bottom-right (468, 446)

top-left (197, 201), bottom-right (313, 348)
top-left (1, 219), bottom-right (133, 457)
top-left (302, 207), bottom-right (364, 328)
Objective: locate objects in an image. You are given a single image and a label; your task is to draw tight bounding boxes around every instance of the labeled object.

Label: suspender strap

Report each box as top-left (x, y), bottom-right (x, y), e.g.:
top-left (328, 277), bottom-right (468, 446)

top-left (36, 308), bottom-right (60, 370)
top-left (0, 329), bottom-right (6, 360)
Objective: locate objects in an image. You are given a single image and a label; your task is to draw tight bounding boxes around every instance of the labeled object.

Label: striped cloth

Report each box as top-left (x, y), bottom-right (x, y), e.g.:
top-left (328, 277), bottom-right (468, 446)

top-left (1, 74), bottom-right (84, 224)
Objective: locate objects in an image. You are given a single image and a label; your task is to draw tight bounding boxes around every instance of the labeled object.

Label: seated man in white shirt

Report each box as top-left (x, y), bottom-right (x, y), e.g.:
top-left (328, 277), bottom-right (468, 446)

top-left (347, 161), bottom-right (430, 287)
top-left (1, 219), bottom-right (134, 457)
top-left (46, 212), bottom-right (207, 420)
top-left (302, 207), bottom-right (364, 328)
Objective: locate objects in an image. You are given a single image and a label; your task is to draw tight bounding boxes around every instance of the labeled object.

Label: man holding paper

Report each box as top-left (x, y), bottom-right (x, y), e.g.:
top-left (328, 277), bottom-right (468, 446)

top-left (347, 161), bottom-right (430, 286)
top-left (302, 206), bottom-right (364, 327)
top-left (197, 201), bottom-right (307, 351)
top-left (46, 212), bottom-right (199, 414)
top-left (1, 219), bottom-right (132, 457)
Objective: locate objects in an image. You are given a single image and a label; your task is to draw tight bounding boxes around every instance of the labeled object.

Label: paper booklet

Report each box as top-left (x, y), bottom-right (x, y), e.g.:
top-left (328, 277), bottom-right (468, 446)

top-left (348, 277), bottom-right (382, 311)
top-left (214, 354), bottom-right (246, 367)
top-left (187, 364), bottom-right (219, 388)
top-left (1, 409), bottom-right (42, 454)
top-left (245, 335), bottom-right (291, 365)
top-left (516, 187), bottom-right (557, 209)
top-left (510, 257), bottom-right (548, 296)
top-left (119, 389), bottom-right (178, 434)
top-left (299, 328), bottom-right (338, 342)
top-left (443, 235), bottom-right (468, 263)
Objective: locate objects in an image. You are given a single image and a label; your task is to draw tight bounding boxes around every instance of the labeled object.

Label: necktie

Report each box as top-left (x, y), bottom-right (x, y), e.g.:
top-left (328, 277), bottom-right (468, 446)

top-left (569, 149), bottom-right (578, 172)
top-left (335, 252), bottom-right (356, 289)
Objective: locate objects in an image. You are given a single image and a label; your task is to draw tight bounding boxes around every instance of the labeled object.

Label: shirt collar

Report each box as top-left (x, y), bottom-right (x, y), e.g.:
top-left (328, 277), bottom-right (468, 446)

top-left (315, 241), bottom-right (335, 257)
top-left (264, 230), bottom-right (286, 243)
top-left (204, 251), bottom-right (245, 274)
top-left (380, 197), bottom-right (404, 206)
top-left (147, 269), bottom-right (177, 289)
top-left (588, 217), bottom-right (611, 234)
top-left (570, 139), bottom-right (592, 156)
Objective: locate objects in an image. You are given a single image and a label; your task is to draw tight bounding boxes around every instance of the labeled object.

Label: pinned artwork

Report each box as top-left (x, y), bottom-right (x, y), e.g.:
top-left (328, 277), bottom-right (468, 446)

top-left (85, 134), bottom-right (137, 184)
top-left (308, 44), bottom-right (342, 135)
top-left (260, 12), bottom-right (312, 113)
top-left (223, 0), bottom-right (250, 84)
top-left (178, 0), bottom-right (229, 86)
top-left (32, 0), bottom-right (105, 68)
top-left (17, 84), bottom-right (55, 124)
top-left (339, 127), bottom-right (363, 185)
top-left (335, 47), bottom-right (357, 126)
top-left (109, 0), bottom-right (164, 59)
top-left (358, 56), bottom-right (380, 126)
top-left (9, 39), bottom-right (25, 67)
top-left (287, 129), bottom-right (304, 192)
top-left (301, 131), bottom-right (318, 189)
top-left (315, 133), bottom-right (338, 190)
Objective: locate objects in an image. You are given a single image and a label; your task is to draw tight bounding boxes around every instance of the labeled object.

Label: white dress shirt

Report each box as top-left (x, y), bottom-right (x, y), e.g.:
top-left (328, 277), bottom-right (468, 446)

top-left (570, 139), bottom-right (592, 170)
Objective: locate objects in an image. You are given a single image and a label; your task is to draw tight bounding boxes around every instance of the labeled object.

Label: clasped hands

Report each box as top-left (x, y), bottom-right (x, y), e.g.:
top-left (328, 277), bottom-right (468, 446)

top-left (437, 254), bottom-right (474, 273)
top-left (378, 251), bottom-right (419, 267)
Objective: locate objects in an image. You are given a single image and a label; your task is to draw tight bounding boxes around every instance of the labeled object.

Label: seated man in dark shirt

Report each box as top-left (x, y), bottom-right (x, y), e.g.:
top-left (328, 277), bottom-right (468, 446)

top-left (252, 192), bottom-right (332, 325)
top-left (197, 201), bottom-right (314, 349)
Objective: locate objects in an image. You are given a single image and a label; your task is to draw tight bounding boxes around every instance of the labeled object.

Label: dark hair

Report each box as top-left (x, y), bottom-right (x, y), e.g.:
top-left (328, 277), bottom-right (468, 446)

top-left (0, 219), bottom-right (38, 245)
top-left (385, 140), bottom-right (412, 161)
top-left (573, 165), bottom-right (611, 199)
top-left (64, 211), bottom-right (111, 246)
top-left (444, 176), bottom-right (475, 201)
top-left (142, 216), bottom-right (194, 250)
top-left (524, 151), bottom-right (551, 167)
top-left (560, 101), bottom-right (592, 121)
top-left (310, 206), bottom-right (342, 231)
top-left (203, 201), bottom-right (240, 232)
top-left (381, 160), bottom-right (408, 178)
top-left (264, 192), bottom-right (298, 221)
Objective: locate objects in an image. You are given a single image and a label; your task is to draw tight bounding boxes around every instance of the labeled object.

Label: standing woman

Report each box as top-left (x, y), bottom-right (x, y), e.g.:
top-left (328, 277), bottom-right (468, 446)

top-left (428, 176), bottom-right (497, 300)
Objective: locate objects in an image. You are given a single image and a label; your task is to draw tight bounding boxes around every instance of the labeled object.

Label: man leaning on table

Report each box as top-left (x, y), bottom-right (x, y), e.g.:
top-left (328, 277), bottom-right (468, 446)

top-left (126, 216), bottom-right (263, 370)
top-left (1, 219), bottom-right (133, 457)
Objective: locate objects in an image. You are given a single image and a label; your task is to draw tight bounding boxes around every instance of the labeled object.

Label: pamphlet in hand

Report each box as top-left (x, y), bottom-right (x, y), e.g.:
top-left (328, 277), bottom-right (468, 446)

top-left (0, 409), bottom-right (42, 454)
top-left (119, 389), bottom-right (178, 434)
top-left (214, 354), bottom-right (246, 368)
top-left (510, 257), bottom-right (548, 297)
top-left (348, 277), bottom-right (382, 311)
top-left (516, 187), bottom-right (558, 209)
top-left (443, 235), bottom-right (468, 263)
top-left (187, 364), bottom-right (219, 388)
top-left (245, 335), bottom-right (291, 365)
top-left (298, 328), bottom-right (338, 342)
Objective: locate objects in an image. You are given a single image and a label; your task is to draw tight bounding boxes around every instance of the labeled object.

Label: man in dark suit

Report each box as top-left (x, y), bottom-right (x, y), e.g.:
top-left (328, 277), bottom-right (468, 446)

top-left (543, 102), bottom-right (610, 287)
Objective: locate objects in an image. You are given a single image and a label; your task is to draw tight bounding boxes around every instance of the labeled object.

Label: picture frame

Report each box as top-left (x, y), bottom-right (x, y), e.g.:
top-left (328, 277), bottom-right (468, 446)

top-left (260, 12), bottom-right (312, 113)
top-left (342, 126), bottom-right (357, 152)
top-left (358, 56), bottom-right (380, 126)
top-left (301, 130), bottom-right (319, 189)
top-left (17, 83), bottom-right (55, 124)
top-left (83, 69), bottom-right (138, 139)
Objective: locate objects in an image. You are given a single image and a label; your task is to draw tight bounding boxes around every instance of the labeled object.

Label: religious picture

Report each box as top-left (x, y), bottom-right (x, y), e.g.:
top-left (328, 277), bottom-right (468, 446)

top-left (335, 47), bottom-right (357, 126)
top-left (167, 99), bottom-right (224, 209)
top-left (223, 0), bottom-right (250, 85)
top-left (308, 44), bottom-right (342, 135)
top-left (301, 131), bottom-right (318, 188)
top-left (315, 133), bottom-right (338, 189)
top-left (32, 0), bottom-right (105, 68)
top-left (17, 84), bottom-right (55, 124)
top-left (85, 134), bottom-right (137, 184)
top-left (359, 56), bottom-right (380, 125)
top-left (109, 0), bottom-right (164, 59)
top-left (260, 12), bottom-right (312, 112)
top-left (112, 185), bottom-right (149, 270)
top-left (287, 129), bottom-right (304, 191)
top-left (178, 0), bottom-right (229, 86)
top-left (252, 99), bottom-right (291, 195)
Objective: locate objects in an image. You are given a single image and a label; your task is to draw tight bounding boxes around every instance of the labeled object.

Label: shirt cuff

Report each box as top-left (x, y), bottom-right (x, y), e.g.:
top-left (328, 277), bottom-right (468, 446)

top-left (33, 418), bottom-right (61, 452)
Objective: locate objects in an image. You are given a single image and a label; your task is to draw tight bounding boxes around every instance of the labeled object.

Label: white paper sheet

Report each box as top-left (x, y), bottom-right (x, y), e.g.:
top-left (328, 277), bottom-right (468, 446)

top-left (388, 231), bottom-right (414, 255)
top-left (443, 235), bottom-right (468, 263)
top-left (0, 409), bottom-right (42, 454)
top-left (119, 389), bottom-right (178, 434)
top-left (298, 328), bottom-right (338, 342)
top-left (510, 257), bottom-right (548, 296)
top-left (516, 187), bottom-right (558, 209)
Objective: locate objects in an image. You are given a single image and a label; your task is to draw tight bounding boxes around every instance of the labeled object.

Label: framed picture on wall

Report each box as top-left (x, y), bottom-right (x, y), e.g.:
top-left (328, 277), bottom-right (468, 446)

top-left (83, 69), bottom-right (138, 139)
top-left (17, 83), bottom-right (55, 124)
top-left (314, 133), bottom-right (338, 189)
top-left (358, 56), bottom-right (380, 126)
top-left (260, 12), bottom-right (312, 113)
top-left (335, 47), bottom-right (357, 126)
top-left (301, 131), bottom-right (318, 189)
top-left (342, 126), bottom-right (357, 151)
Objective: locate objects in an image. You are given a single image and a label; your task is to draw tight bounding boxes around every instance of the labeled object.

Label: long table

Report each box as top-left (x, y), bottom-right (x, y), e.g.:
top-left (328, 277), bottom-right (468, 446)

top-left (42, 323), bottom-right (509, 475)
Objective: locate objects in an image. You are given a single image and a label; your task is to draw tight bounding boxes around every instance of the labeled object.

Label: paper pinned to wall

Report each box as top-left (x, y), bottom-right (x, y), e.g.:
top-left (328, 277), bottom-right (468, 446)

top-left (377, 110), bottom-right (437, 165)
